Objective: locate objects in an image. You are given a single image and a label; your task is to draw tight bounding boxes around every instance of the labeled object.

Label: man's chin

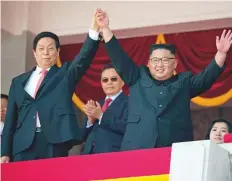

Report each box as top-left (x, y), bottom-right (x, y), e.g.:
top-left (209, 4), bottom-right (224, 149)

top-left (105, 91), bottom-right (117, 96)
top-left (154, 75), bottom-right (167, 81)
top-left (41, 63), bottom-right (55, 68)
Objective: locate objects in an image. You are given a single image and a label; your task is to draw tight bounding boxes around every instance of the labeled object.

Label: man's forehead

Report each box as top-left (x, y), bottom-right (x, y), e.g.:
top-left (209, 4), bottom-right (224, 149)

top-left (150, 49), bottom-right (175, 57)
top-left (37, 37), bottom-right (56, 46)
top-left (150, 44), bottom-right (176, 54)
top-left (102, 68), bottom-right (118, 75)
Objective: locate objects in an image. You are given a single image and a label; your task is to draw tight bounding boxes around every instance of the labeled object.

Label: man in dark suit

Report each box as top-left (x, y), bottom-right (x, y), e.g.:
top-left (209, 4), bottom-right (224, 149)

top-left (1, 94), bottom-right (8, 132)
top-left (1, 94), bottom-right (8, 143)
top-left (82, 64), bottom-right (128, 154)
top-left (1, 13), bottom-right (101, 162)
top-left (91, 9), bottom-right (232, 150)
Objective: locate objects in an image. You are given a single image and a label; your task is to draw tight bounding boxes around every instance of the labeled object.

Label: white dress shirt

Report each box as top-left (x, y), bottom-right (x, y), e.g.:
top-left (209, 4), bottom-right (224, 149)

top-left (24, 66), bottom-right (50, 127)
top-left (86, 90), bottom-right (123, 128)
top-left (89, 29), bottom-right (100, 41)
top-left (0, 121), bottom-right (4, 136)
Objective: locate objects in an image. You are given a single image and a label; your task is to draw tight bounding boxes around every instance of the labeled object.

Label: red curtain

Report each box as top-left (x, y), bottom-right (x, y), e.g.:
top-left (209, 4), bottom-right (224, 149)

top-left (60, 28), bottom-right (232, 104)
top-left (165, 29), bottom-right (232, 98)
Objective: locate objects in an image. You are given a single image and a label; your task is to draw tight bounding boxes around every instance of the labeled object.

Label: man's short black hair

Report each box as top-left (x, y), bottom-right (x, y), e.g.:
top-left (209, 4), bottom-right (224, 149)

top-left (205, 118), bottom-right (232, 139)
top-left (33, 31), bottom-right (60, 50)
top-left (1, 94), bottom-right (8, 100)
top-left (101, 63), bottom-right (115, 73)
top-left (149, 44), bottom-right (176, 56)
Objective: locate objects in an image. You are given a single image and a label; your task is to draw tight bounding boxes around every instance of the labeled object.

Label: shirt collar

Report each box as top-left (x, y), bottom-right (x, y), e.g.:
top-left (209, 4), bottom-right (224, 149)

top-left (105, 90), bottom-right (122, 102)
top-left (153, 75), bottom-right (177, 86)
top-left (35, 66), bottom-right (51, 74)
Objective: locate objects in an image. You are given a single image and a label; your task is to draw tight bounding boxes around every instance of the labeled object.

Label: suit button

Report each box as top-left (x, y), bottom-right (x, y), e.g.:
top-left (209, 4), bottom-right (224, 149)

top-left (33, 116), bottom-right (36, 118)
top-left (161, 84), bottom-right (164, 86)
top-left (158, 117), bottom-right (161, 120)
top-left (160, 92), bottom-right (163, 95)
top-left (159, 104), bottom-right (163, 108)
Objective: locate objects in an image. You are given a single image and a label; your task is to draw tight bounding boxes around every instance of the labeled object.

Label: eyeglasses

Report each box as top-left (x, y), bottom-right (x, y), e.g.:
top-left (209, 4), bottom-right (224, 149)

top-left (149, 57), bottom-right (175, 64)
top-left (101, 77), bottom-right (118, 83)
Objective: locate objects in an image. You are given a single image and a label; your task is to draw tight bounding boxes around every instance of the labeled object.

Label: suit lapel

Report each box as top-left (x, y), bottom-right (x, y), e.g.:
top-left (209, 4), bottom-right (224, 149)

top-left (21, 67), bottom-right (36, 99)
top-left (36, 65), bottom-right (60, 98)
top-left (39, 65), bottom-right (59, 89)
top-left (108, 92), bottom-right (125, 108)
top-left (104, 92), bottom-right (125, 112)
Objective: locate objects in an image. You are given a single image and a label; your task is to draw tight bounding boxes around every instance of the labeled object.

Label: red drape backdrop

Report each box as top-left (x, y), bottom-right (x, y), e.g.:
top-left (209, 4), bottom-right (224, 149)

top-left (60, 28), bottom-right (232, 108)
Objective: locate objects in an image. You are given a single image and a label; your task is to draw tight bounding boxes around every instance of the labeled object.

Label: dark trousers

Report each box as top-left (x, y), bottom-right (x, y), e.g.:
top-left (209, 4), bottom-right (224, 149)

top-left (13, 132), bottom-right (69, 162)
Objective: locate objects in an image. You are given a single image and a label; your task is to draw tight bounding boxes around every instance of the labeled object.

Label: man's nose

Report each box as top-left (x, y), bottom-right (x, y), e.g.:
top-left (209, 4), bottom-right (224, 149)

top-left (43, 49), bottom-right (49, 55)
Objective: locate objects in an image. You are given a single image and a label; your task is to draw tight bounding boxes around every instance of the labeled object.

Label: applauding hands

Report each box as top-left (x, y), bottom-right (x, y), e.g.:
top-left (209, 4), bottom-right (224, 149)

top-left (83, 100), bottom-right (102, 124)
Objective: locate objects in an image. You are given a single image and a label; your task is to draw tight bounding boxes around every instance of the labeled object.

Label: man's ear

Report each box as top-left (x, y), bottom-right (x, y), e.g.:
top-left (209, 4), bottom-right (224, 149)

top-left (32, 49), bottom-right (36, 58)
top-left (174, 58), bottom-right (178, 69)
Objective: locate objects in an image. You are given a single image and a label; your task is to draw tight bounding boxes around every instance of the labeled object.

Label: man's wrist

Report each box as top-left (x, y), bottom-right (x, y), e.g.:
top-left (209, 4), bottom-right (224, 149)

top-left (215, 51), bottom-right (227, 68)
top-left (89, 29), bottom-right (100, 41)
top-left (97, 112), bottom-right (103, 120)
top-left (216, 51), bottom-right (227, 60)
top-left (90, 27), bottom-right (99, 32)
top-left (217, 50), bottom-right (227, 55)
top-left (86, 120), bottom-right (94, 128)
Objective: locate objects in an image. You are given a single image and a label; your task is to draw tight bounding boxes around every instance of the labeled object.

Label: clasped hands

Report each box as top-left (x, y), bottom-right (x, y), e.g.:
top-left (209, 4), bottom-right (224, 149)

top-left (83, 100), bottom-right (102, 124)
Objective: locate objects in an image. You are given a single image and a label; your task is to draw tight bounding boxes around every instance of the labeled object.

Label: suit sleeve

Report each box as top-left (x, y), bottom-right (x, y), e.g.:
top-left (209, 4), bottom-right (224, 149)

top-left (67, 35), bottom-right (100, 93)
top-left (82, 119), bottom-right (94, 141)
top-left (104, 36), bottom-right (140, 86)
top-left (99, 101), bottom-right (128, 135)
top-left (190, 59), bottom-right (225, 98)
top-left (1, 79), bottom-right (18, 157)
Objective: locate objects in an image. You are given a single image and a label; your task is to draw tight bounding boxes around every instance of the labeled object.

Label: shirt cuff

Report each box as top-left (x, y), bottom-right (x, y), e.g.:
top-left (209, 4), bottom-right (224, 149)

top-left (89, 29), bottom-right (100, 41)
top-left (98, 113), bottom-right (103, 125)
top-left (86, 121), bottom-right (93, 128)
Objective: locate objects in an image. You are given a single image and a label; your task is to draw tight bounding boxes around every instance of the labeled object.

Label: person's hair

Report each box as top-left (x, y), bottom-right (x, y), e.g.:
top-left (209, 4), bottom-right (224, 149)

top-left (33, 31), bottom-right (60, 50)
top-left (205, 118), bottom-right (232, 139)
top-left (149, 44), bottom-right (176, 56)
top-left (101, 63), bottom-right (115, 73)
top-left (1, 94), bottom-right (8, 100)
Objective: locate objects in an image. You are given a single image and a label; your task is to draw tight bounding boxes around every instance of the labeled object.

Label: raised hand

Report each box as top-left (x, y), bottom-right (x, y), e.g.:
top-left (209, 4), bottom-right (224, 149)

top-left (95, 9), bottom-right (109, 29)
top-left (215, 29), bottom-right (232, 67)
top-left (216, 29), bottom-right (232, 53)
top-left (93, 9), bottom-right (113, 42)
top-left (90, 9), bottom-right (101, 32)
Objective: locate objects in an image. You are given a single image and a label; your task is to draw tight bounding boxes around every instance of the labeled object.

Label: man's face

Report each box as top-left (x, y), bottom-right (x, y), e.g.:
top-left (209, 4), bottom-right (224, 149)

top-left (33, 37), bottom-right (60, 69)
top-left (1, 98), bottom-right (8, 122)
top-left (148, 49), bottom-right (178, 80)
top-left (101, 68), bottom-right (124, 96)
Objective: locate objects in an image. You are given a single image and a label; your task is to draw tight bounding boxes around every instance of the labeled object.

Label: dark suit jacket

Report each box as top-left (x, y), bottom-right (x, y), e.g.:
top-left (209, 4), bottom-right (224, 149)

top-left (104, 36), bottom-right (225, 151)
top-left (1, 35), bottom-right (100, 158)
top-left (82, 92), bottom-right (128, 154)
